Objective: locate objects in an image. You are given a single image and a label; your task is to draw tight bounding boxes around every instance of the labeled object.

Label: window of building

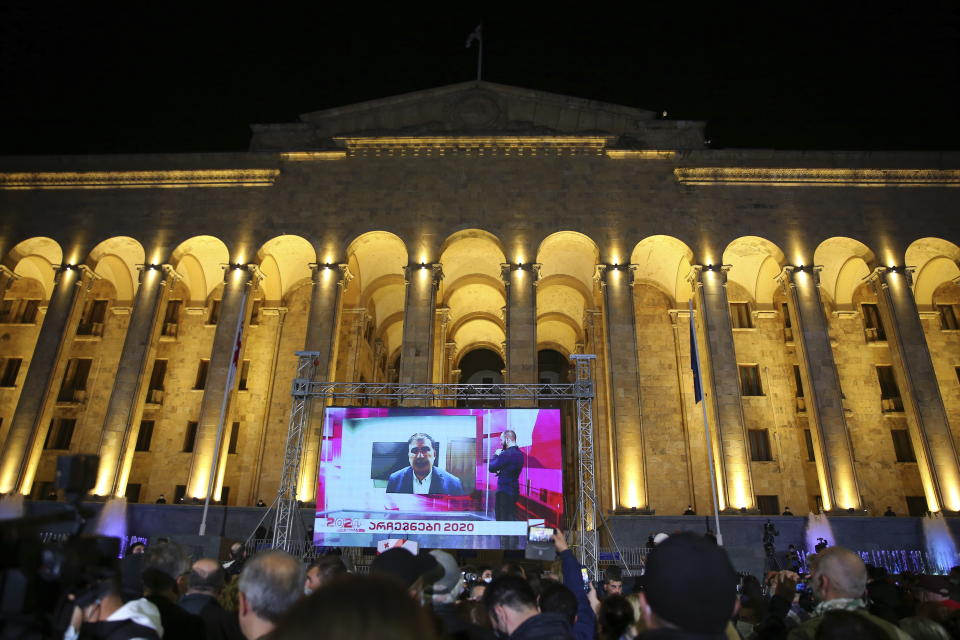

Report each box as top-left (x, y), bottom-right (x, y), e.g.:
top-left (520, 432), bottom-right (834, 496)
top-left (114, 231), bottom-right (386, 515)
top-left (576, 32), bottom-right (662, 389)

top-left (793, 365), bottom-right (807, 411)
top-left (174, 485), bottom-right (187, 504)
top-left (58, 358), bottom-right (92, 402)
top-left (183, 421), bottom-right (198, 453)
top-left (218, 486), bottom-right (230, 505)
top-left (756, 495), bottom-right (780, 515)
top-left (876, 365), bottom-right (903, 412)
top-left (0, 298), bottom-right (40, 324)
top-left (906, 496), bottom-right (928, 517)
top-left (228, 422), bottom-right (240, 454)
top-left (76, 299), bottom-right (108, 336)
top-left (803, 429), bottom-right (816, 462)
top-left (135, 420), bottom-right (154, 452)
top-left (238, 360), bottom-right (250, 391)
top-left (249, 300), bottom-right (262, 325)
top-left (125, 483), bottom-right (141, 504)
top-left (147, 359), bottom-right (166, 404)
top-left (749, 429), bottom-right (774, 461)
top-left (738, 365), bottom-right (763, 396)
top-left (44, 418), bottom-right (76, 450)
top-left (814, 495), bottom-right (824, 513)
top-left (891, 429), bottom-right (916, 463)
top-left (781, 303), bottom-right (793, 341)
top-left (939, 304), bottom-right (959, 331)
top-left (207, 299), bottom-right (221, 325)
top-left (730, 302), bottom-right (753, 329)
top-left (862, 303), bottom-right (886, 342)
top-left (162, 299), bottom-right (182, 337)
top-left (0, 357), bottom-right (22, 387)
top-left (194, 360), bottom-right (209, 390)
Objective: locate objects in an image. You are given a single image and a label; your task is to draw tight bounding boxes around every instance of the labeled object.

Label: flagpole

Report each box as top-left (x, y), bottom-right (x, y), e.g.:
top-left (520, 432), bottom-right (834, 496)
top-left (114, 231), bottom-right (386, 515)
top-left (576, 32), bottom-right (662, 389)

top-left (477, 26), bottom-right (482, 81)
top-left (199, 283), bottom-right (248, 536)
top-left (690, 299), bottom-right (723, 545)
top-left (466, 24), bottom-right (483, 82)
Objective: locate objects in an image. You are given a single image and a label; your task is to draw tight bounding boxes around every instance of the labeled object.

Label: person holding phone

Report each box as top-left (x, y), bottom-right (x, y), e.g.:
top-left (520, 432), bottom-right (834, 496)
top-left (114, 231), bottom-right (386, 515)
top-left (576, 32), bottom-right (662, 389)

top-left (552, 529), bottom-right (597, 640)
top-left (490, 430), bottom-right (524, 520)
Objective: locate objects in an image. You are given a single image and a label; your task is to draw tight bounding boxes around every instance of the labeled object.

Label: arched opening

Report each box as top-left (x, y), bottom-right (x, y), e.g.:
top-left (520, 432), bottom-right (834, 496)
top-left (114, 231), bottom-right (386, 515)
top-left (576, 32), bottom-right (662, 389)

top-left (339, 231), bottom-right (408, 387)
top-left (631, 235), bottom-right (695, 306)
top-left (536, 232), bottom-right (599, 357)
top-left (454, 348), bottom-right (504, 408)
top-left (440, 230), bottom-right (507, 385)
top-left (458, 348), bottom-right (505, 384)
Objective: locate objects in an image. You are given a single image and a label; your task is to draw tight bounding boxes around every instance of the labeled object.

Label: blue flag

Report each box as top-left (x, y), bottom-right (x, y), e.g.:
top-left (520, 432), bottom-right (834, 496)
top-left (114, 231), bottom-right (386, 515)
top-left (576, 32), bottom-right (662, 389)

top-left (690, 312), bottom-right (702, 404)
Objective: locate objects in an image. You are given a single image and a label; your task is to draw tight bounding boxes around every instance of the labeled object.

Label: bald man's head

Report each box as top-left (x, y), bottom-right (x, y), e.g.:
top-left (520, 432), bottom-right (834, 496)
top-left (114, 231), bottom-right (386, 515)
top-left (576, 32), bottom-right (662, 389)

top-left (188, 557), bottom-right (226, 595)
top-left (810, 547), bottom-right (867, 601)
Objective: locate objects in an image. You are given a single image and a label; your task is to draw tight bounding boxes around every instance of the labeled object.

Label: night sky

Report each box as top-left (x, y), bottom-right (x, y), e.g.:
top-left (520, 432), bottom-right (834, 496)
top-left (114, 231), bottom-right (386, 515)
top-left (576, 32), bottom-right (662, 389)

top-left (1, 5), bottom-right (958, 155)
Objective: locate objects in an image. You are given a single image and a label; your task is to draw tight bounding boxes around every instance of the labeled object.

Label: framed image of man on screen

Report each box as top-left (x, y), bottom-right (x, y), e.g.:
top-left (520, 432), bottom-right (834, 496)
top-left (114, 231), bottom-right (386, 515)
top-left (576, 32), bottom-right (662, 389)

top-left (386, 432), bottom-right (466, 495)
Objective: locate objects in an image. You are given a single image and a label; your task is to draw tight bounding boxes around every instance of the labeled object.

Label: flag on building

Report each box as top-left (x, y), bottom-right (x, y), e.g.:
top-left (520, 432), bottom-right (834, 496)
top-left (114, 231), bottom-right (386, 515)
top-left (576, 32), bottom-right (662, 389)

top-left (466, 24), bottom-right (482, 48)
top-left (690, 311), bottom-right (702, 404)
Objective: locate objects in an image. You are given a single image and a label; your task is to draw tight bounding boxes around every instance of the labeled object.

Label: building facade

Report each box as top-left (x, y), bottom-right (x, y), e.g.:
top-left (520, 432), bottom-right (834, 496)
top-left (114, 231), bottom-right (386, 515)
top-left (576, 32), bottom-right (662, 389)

top-left (0, 82), bottom-right (959, 518)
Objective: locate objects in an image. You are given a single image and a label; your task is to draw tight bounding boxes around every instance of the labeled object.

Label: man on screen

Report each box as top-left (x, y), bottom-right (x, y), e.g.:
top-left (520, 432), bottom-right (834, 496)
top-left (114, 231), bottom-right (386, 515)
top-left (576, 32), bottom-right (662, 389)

top-left (489, 430), bottom-right (524, 520)
top-left (387, 432), bottom-right (466, 495)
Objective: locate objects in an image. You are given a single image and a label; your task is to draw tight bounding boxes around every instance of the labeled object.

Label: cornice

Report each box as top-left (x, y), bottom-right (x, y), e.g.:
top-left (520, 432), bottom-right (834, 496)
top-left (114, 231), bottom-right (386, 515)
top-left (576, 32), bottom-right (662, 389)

top-left (0, 169), bottom-right (280, 190)
top-left (674, 167), bottom-right (960, 187)
top-left (333, 135), bottom-right (614, 157)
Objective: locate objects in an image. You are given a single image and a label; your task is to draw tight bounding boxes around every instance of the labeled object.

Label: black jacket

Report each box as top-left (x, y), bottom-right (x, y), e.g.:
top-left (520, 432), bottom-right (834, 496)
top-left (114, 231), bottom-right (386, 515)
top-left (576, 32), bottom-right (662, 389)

top-left (511, 612), bottom-right (575, 640)
top-left (146, 595), bottom-right (205, 640)
top-left (180, 592), bottom-right (245, 640)
top-left (490, 447), bottom-right (524, 496)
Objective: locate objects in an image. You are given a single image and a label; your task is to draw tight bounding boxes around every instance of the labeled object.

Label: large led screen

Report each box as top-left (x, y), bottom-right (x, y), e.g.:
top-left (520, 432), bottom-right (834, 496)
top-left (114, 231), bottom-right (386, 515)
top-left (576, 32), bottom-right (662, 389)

top-left (313, 407), bottom-right (564, 549)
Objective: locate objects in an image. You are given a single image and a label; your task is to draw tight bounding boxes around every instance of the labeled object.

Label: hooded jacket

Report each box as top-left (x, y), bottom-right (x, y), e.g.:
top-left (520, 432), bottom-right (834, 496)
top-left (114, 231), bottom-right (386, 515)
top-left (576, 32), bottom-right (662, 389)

top-left (69, 597), bottom-right (163, 640)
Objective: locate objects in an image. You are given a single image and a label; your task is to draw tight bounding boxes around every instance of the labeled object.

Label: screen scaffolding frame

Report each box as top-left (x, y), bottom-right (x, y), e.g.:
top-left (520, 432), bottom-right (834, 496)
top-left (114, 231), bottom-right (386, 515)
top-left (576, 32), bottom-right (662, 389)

top-left (270, 351), bottom-right (600, 575)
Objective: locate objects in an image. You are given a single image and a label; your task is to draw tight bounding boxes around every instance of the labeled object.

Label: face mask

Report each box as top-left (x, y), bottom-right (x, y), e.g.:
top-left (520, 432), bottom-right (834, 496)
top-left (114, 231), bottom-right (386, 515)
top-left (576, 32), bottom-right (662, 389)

top-left (484, 576), bottom-right (492, 583)
top-left (304, 586), bottom-right (313, 596)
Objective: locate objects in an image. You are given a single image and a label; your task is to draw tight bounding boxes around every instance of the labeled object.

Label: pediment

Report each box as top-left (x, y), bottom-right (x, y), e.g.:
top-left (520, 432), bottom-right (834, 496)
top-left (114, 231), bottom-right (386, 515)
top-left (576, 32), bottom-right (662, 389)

top-left (250, 81), bottom-right (706, 151)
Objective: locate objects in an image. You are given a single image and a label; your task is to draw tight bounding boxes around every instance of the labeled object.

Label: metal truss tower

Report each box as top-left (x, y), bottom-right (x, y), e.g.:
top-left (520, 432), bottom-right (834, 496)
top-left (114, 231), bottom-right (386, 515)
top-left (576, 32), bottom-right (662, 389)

top-left (271, 352), bottom-right (600, 576)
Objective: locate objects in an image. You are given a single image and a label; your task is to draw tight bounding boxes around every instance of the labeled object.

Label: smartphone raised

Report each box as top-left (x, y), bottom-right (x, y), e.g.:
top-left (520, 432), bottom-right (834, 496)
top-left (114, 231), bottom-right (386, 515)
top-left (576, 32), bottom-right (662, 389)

top-left (527, 525), bottom-right (554, 543)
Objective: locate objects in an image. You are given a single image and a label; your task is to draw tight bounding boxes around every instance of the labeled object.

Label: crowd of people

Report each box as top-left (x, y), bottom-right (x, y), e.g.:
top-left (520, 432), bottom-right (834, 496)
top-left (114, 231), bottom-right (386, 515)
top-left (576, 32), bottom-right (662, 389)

top-left (60, 530), bottom-right (960, 640)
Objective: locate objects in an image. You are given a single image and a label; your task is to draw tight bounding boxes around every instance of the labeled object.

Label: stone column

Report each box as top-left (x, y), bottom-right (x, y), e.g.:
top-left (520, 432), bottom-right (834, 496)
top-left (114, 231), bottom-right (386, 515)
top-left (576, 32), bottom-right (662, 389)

top-left (597, 264), bottom-right (648, 511)
top-left (298, 263), bottom-right (349, 502)
top-left (432, 308), bottom-right (451, 384)
top-left (398, 263), bottom-right (442, 385)
top-left (500, 263), bottom-right (539, 398)
top-left (339, 308), bottom-right (367, 388)
top-left (305, 264), bottom-right (350, 381)
top-left (691, 265), bottom-right (755, 511)
top-left (96, 264), bottom-right (177, 497)
top-left (185, 264), bottom-right (257, 501)
top-left (443, 341), bottom-right (457, 385)
top-left (869, 266), bottom-right (960, 513)
top-left (0, 264), bottom-right (94, 494)
top-left (780, 266), bottom-right (861, 511)
top-left (668, 309), bottom-right (699, 511)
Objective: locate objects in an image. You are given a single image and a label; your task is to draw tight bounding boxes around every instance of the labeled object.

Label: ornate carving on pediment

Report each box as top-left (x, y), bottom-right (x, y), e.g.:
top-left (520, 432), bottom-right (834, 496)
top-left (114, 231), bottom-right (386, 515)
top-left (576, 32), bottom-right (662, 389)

top-left (446, 88), bottom-right (504, 130)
